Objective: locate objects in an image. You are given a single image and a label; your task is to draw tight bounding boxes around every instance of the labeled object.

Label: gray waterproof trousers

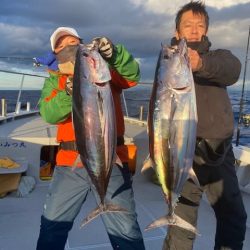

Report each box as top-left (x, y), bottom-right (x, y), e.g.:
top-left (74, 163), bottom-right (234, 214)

top-left (163, 146), bottom-right (247, 250)
top-left (36, 164), bottom-right (145, 250)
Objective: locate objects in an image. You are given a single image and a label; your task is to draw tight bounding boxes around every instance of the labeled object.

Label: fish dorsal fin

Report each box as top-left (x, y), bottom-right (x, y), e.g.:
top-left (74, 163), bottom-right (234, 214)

top-left (189, 167), bottom-right (200, 187)
top-left (178, 38), bottom-right (188, 57)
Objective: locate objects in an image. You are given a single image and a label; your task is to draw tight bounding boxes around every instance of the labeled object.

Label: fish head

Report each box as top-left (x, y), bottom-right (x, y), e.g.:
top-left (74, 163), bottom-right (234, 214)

top-left (76, 44), bottom-right (111, 84)
top-left (160, 39), bottom-right (193, 93)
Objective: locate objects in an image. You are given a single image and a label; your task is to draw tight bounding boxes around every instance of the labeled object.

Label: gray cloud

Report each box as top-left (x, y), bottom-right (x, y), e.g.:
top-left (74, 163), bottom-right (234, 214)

top-left (207, 2), bottom-right (250, 23)
top-left (0, 0), bottom-right (249, 83)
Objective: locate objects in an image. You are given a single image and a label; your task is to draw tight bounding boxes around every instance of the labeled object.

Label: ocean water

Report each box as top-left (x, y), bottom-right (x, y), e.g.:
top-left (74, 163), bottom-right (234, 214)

top-left (0, 84), bottom-right (249, 146)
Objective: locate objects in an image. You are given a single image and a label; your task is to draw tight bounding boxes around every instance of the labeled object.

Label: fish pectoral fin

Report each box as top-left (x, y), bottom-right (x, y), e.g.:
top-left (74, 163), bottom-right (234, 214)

top-left (188, 167), bottom-right (200, 187)
top-left (115, 154), bottom-right (123, 167)
top-left (72, 154), bottom-right (83, 171)
top-left (141, 155), bottom-right (154, 173)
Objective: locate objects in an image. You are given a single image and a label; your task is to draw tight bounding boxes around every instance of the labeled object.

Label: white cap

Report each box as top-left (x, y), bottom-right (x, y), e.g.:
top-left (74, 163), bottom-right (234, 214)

top-left (50, 27), bottom-right (80, 51)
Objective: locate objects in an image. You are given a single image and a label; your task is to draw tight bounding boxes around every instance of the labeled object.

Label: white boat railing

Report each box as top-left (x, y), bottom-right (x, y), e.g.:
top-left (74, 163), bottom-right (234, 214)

top-left (0, 69), bottom-right (249, 194)
top-left (0, 69), bottom-right (46, 123)
top-left (0, 69), bottom-right (146, 122)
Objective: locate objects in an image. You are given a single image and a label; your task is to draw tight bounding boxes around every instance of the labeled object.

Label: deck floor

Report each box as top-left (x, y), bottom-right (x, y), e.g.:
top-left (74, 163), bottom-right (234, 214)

top-left (1, 178), bottom-right (249, 249)
top-left (0, 120), bottom-right (249, 250)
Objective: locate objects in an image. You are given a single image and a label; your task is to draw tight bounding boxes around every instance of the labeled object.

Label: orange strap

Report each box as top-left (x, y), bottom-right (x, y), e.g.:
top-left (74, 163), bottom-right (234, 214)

top-left (44, 75), bottom-right (68, 102)
top-left (110, 69), bottom-right (137, 89)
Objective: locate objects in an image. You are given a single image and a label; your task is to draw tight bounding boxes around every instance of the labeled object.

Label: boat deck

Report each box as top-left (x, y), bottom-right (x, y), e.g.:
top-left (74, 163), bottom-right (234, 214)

top-left (0, 115), bottom-right (249, 250)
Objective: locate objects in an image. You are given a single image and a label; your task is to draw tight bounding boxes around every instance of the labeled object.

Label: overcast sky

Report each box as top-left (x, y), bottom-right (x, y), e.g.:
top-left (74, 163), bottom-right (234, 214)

top-left (0, 0), bottom-right (250, 89)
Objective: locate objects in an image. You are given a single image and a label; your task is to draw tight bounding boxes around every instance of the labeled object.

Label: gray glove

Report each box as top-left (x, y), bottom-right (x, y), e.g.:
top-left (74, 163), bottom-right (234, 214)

top-left (92, 37), bottom-right (114, 59)
top-left (33, 58), bottom-right (41, 67)
top-left (65, 78), bottom-right (73, 96)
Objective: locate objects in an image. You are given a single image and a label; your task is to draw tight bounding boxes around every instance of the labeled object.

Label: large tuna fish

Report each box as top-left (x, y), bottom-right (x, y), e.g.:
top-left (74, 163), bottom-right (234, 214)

top-left (143, 39), bottom-right (199, 234)
top-left (72, 44), bottom-right (126, 227)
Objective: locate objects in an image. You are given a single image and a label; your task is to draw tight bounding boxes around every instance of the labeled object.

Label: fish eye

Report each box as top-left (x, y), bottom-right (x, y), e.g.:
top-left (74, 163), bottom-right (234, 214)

top-left (175, 48), bottom-right (180, 54)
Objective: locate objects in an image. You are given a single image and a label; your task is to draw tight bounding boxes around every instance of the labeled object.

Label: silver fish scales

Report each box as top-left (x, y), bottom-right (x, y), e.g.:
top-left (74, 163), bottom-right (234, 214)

top-left (72, 44), bottom-right (127, 228)
top-left (143, 39), bottom-right (199, 234)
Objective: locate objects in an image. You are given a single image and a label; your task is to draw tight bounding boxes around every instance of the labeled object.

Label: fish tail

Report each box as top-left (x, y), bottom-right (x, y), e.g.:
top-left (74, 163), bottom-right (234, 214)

top-left (71, 154), bottom-right (82, 171)
top-left (80, 203), bottom-right (128, 228)
top-left (145, 213), bottom-right (200, 235)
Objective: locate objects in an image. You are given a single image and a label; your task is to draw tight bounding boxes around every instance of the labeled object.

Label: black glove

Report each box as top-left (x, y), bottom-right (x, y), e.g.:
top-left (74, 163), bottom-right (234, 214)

top-left (92, 37), bottom-right (114, 59)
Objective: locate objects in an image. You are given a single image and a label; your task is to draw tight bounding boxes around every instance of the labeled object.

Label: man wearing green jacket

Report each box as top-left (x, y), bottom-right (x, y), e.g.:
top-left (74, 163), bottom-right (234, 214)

top-left (36, 27), bottom-right (145, 250)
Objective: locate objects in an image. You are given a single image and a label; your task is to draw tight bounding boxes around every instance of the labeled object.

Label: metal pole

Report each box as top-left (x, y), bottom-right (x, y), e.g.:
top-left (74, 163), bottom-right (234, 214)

top-left (139, 106), bottom-right (144, 120)
top-left (1, 99), bottom-right (7, 117)
top-left (15, 74), bottom-right (25, 114)
top-left (0, 69), bottom-right (47, 78)
top-left (26, 102), bottom-right (30, 112)
top-left (236, 26), bottom-right (250, 146)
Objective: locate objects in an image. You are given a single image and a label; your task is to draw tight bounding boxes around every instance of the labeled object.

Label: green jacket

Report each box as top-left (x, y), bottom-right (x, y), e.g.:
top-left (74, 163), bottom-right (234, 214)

top-left (39, 44), bottom-right (140, 124)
